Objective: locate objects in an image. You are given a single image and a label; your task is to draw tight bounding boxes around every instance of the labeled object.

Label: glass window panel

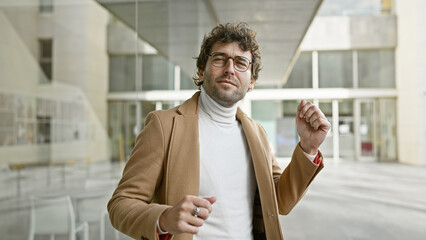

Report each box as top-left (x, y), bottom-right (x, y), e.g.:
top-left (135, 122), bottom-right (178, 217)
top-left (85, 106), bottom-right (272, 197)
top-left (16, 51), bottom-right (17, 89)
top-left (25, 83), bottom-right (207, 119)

top-left (108, 102), bottom-right (121, 161)
top-left (278, 101), bottom-right (300, 157)
top-left (0, 111), bottom-right (14, 127)
top-left (319, 51), bottom-right (353, 88)
top-left (141, 101), bottom-right (157, 125)
top-left (318, 102), bottom-right (333, 157)
top-left (285, 52), bottom-right (312, 88)
top-left (377, 99), bottom-right (397, 161)
top-left (0, 93), bottom-right (14, 110)
top-left (0, 130), bottom-right (14, 146)
top-left (27, 123), bottom-right (36, 144)
top-left (360, 102), bottom-right (375, 157)
top-left (36, 116), bottom-right (51, 143)
top-left (180, 71), bottom-right (197, 90)
top-left (252, 101), bottom-right (277, 155)
top-left (16, 122), bottom-right (27, 145)
top-left (282, 101), bottom-right (300, 117)
top-left (40, 39), bottom-right (52, 58)
top-left (317, 0), bottom-right (382, 16)
top-left (39, 39), bottom-right (53, 81)
top-left (339, 101), bottom-right (354, 159)
top-left (358, 49), bottom-right (395, 88)
top-left (39, 0), bottom-right (53, 13)
top-left (109, 55), bottom-right (140, 92)
top-left (142, 55), bottom-right (174, 91)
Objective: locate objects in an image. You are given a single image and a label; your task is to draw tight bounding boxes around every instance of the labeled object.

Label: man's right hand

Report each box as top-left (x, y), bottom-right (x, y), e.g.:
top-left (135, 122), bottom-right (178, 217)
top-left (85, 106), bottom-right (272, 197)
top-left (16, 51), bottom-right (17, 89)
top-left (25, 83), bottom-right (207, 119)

top-left (159, 195), bottom-right (216, 235)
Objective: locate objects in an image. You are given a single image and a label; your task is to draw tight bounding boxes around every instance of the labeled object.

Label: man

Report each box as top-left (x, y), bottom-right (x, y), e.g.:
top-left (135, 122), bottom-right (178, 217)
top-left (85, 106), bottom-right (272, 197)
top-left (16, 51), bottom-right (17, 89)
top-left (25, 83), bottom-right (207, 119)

top-left (108, 23), bottom-right (331, 240)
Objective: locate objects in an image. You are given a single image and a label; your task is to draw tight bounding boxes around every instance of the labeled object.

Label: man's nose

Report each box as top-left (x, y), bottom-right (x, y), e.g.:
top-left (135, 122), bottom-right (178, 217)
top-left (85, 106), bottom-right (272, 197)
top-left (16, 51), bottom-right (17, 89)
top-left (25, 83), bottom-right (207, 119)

top-left (224, 58), bottom-right (236, 75)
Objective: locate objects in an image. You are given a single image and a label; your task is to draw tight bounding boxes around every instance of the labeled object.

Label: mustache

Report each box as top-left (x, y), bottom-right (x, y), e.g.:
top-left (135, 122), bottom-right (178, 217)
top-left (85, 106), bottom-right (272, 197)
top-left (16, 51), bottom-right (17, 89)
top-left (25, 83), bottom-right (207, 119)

top-left (215, 76), bottom-right (238, 86)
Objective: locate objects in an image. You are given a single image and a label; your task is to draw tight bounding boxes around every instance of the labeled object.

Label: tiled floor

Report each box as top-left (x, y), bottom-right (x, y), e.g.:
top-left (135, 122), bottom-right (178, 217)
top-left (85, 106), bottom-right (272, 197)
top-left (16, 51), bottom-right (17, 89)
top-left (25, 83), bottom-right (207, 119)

top-left (1, 160), bottom-right (426, 240)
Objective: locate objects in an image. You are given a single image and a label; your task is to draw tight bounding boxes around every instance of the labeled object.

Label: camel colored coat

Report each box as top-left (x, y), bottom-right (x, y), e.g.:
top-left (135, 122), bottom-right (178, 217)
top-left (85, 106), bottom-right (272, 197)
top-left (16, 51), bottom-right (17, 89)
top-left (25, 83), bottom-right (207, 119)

top-left (108, 92), bottom-right (323, 240)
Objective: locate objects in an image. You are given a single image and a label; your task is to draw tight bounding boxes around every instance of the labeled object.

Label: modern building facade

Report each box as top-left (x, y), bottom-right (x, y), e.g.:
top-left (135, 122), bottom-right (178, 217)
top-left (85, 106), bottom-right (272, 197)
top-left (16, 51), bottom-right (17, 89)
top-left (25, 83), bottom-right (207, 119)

top-left (0, 0), bottom-right (110, 164)
top-left (0, 0), bottom-right (425, 166)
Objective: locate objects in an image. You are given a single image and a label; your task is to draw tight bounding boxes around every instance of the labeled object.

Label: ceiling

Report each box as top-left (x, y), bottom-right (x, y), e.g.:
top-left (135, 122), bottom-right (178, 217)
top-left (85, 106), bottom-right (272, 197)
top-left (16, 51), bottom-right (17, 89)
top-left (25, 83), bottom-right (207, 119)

top-left (97, 0), bottom-right (323, 86)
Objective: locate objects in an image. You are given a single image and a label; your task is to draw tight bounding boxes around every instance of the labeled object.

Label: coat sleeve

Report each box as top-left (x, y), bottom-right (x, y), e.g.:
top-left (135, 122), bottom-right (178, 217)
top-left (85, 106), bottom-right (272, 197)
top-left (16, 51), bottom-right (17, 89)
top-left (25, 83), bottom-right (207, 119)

top-left (107, 112), bottom-right (172, 240)
top-left (272, 143), bottom-right (324, 215)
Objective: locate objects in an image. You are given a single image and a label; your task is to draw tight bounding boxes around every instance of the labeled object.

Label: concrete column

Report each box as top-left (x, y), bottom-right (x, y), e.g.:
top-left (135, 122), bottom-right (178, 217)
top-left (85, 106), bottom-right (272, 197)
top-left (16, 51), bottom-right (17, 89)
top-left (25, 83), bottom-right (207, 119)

top-left (395, 0), bottom-right (426, 165)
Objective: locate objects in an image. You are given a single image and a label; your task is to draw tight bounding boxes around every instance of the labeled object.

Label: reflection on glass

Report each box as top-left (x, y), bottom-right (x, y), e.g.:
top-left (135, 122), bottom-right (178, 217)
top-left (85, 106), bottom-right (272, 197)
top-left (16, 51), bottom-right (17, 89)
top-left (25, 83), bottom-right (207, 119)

top-left (377, 99), bottom-right (397, 161)
top-left (142, 55), bottom-right (174, 91)
top-left (109, 55), bottom-right (141, 92)
top-left (285, 52), bottom-right (312, 88)
top-left (360, 101), bottom-right (375, 157)
top-left (39, 0), bottom-right (54, 13)
top-left (38, 39), bottom-right (53, 83)
top-left (252, 101), bottom-right (277, 155)
top-left (318, 102), bottom-right (333, 157)
top-left (358, 49), bottom-right (395, 88)
top-left (337, 101), bottom-right (354, 159)
top-left (319, 51), bottom-right (353, 88)
top-left (180, 70), bottom-right (197, 90)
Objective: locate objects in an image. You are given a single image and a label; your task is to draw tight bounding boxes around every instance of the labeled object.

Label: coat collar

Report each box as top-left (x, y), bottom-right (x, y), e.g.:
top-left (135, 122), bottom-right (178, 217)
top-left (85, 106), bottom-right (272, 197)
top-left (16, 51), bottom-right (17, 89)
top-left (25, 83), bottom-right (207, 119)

top-left (177, 91), bottom-right (200, 116)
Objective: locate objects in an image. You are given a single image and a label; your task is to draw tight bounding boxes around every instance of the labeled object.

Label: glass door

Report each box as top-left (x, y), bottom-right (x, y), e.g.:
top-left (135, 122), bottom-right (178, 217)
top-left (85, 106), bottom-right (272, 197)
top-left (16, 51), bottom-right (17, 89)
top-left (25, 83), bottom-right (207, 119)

top-left (124, 102), bottom-right (138, 161)
top-left (358, 100), bottom-right (377, 161)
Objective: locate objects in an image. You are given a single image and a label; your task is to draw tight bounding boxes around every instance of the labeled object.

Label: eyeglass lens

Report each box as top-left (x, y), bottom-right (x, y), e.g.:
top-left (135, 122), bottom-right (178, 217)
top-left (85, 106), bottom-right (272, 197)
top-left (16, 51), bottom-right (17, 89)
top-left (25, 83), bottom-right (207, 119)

top-left (210, 53), bottom-right (250, 72)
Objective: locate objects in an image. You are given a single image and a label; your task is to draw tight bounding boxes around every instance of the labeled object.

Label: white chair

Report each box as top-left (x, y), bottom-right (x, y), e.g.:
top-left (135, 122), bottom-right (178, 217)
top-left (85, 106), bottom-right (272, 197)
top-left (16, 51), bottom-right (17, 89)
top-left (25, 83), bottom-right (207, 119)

top-left (76, 179), bottom-right (120, 240)
top-left (28, 195), bottom-right (89, 240)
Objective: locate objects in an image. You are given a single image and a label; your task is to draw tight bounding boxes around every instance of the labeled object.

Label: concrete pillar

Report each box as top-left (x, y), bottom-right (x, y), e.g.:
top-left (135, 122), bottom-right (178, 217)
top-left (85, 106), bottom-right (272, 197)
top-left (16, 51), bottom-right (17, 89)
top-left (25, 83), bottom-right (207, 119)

top-left (395, 0), bottom-right (426, 165)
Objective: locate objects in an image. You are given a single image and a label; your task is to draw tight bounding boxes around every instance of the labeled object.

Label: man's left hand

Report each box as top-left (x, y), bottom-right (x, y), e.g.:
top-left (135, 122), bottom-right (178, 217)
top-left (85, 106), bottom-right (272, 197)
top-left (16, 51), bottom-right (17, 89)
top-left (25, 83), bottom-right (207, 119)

top-left (296, 100), bottom-right (331, 155)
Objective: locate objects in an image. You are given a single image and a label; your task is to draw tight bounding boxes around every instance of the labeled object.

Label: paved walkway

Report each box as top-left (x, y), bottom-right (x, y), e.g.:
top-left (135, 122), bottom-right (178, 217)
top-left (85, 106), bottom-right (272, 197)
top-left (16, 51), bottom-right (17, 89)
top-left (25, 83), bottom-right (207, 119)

top-left (280, 161), bottom-right (426, 240)
top-left (1, 160), bottom-right (425, 239)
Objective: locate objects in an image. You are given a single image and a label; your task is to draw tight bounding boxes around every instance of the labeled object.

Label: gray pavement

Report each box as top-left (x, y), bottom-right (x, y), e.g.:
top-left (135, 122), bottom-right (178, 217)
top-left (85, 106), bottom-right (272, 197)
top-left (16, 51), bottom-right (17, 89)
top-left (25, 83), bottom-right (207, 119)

top-left (1, 160), bottom-right (425, 240)
top-left (280, 161), bottom-right (426, 240)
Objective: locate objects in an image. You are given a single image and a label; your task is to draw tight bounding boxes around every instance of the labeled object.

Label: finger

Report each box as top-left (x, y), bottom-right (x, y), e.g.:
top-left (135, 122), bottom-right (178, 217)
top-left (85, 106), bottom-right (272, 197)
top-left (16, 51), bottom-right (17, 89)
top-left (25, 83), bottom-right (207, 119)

top-left (308, 113), bottom-right (320, 126)
top-left (299, 101), bottom-right (313, 118)
top-left (319, 118), bottom-right (331, 131)
top-left (298, 99), bottom-right (307, 110)
top-left (194, 207), bottom-right (210, 220)
top-left (297, 100), bottom-right (306, 115)
top-left (192, 197), bottom-right (213, 212)
top-left (179, 221), bottom-right (199, 235)
top-left (204, 196), bottom-right (217, 204)
top-left (304, 107), bottom-right (317, 122)
top-left (311, 117), bottom-right (322, 130)
top-left (313, 117), bottom-right (331, 131)
top-left (187, 213), bottom-right (205, 227)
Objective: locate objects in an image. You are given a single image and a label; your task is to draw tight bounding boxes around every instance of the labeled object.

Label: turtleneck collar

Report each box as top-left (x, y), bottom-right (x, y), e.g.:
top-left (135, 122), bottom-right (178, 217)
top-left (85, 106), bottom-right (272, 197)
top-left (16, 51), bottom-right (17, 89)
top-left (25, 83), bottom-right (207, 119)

top-left (199, 86), bottom-right (238, 124)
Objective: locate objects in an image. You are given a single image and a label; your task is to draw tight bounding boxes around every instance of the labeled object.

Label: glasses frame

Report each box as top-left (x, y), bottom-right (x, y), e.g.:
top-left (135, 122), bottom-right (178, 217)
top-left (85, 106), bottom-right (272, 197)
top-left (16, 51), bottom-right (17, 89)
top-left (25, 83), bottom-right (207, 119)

top-left (207, 52), bottom-right (252, 72)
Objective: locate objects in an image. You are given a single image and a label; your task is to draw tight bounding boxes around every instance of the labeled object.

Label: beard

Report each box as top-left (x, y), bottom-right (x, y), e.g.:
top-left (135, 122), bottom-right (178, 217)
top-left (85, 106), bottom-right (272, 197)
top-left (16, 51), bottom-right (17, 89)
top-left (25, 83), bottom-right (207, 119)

top-left (202, 73), bottom-right (249, 108)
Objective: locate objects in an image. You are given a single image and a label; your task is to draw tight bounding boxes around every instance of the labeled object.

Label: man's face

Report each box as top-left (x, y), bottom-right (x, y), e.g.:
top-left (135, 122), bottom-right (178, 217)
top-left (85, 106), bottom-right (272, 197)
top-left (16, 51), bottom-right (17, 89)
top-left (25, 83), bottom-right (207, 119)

top-left (198, 42), bottom-right (256, 108)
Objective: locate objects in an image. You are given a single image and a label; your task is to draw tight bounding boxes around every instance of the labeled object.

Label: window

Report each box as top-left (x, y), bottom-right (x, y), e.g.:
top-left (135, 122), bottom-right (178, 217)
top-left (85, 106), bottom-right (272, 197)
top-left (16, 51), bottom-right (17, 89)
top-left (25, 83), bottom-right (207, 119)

top-left (36, 116), bottom-right (51, 143)
top-left (285, 52), bottom-right (312, 88)
top-left (358, 49), bottom-right (395, 88)
top-left (142, 55), bottom-right (174, 91)
top-left (180, 71), bottom-right (197, 90)
top-left (319, 51), bottom-right (353, 88)
top-left (39, 39), bottom-right (53, 83)
top-left (39, 0), bottom-right (53, 13)
top-left (109, 55), bottom-right (141, 92)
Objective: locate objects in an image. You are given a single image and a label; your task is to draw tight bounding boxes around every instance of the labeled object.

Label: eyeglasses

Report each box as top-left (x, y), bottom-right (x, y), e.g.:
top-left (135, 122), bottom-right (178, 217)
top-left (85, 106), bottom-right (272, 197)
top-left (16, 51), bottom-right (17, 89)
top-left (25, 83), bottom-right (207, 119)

top-left (207, 52), bottom-right (252, 72)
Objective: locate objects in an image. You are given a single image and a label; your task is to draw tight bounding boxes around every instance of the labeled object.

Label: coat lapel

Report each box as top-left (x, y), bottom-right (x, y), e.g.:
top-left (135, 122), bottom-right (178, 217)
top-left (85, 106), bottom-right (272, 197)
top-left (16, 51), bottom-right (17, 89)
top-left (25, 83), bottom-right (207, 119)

top-left (236, 108), bottom-right (273, 192)
top-left (237, 108), bottom-right (281, 240)
top-left (165, 92), bottom-right (201, 206)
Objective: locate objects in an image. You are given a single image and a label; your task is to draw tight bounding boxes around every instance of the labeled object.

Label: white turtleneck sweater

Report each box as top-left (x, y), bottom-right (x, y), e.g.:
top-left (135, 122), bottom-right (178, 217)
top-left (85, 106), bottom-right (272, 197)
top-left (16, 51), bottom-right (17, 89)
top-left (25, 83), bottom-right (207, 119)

top-left (194, 86), bottom-right (256, 240)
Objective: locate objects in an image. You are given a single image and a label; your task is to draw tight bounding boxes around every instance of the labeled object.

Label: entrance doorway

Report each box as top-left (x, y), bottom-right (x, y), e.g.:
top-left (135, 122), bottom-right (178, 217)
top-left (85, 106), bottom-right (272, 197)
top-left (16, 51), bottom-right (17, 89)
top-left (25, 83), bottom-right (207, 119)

top-left (356, 100), bottom-right (377, 161)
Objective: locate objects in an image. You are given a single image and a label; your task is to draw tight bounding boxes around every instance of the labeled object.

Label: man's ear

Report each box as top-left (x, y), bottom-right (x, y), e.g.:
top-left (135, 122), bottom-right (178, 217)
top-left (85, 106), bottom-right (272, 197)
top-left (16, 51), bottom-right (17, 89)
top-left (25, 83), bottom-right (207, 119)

top-left (249, 77), bottom-right (257, 89)
top-left (198, 68), bottom-right (204, 83)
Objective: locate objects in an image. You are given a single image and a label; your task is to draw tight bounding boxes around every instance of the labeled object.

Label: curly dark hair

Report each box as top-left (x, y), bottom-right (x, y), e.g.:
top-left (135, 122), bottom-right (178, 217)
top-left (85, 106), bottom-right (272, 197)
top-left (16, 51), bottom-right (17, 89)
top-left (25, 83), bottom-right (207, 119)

top-left (193, 22), bottom-right (262, 87)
